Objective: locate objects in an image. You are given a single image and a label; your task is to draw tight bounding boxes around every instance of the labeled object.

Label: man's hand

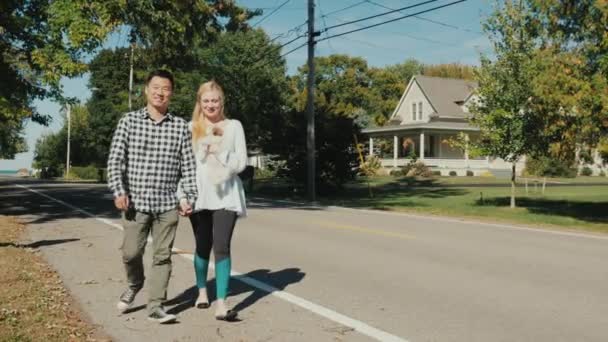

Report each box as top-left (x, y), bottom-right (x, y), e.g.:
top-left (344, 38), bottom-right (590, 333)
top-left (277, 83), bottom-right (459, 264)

top-left (178, 198), bottom-right (193, 216)
top-left (114, 195), bottom-right (129, 211)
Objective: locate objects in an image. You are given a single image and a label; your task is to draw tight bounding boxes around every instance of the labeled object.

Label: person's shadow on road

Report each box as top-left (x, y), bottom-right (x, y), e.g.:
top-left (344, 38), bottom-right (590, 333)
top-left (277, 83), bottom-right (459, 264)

top-left (166, 267), bottom-right (306, 316)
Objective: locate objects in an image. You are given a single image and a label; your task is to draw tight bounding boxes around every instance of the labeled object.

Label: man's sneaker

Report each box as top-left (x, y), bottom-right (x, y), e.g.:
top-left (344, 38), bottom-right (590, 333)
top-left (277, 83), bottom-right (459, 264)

top-left (116, 286), bottom-right (142, 313)
top-left (147, 307), bottom-right (177, 324)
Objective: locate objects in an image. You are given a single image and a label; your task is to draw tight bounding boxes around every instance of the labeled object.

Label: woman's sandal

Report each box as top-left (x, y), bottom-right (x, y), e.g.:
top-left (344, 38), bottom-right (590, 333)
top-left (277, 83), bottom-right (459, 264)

top-left (195, 298), bottom-right (210, 309)
top-left (215, 310), bottom-right (238, 321)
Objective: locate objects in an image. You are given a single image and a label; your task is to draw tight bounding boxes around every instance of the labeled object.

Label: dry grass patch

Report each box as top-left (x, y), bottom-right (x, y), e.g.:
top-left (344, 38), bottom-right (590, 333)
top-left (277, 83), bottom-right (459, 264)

top-left (0, 215), bottom-right (110, 342)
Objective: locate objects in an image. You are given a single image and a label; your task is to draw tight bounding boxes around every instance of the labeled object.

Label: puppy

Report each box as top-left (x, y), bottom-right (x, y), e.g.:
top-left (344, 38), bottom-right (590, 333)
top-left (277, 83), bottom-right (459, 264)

top-left (197, 123), bottom-right (230, 185)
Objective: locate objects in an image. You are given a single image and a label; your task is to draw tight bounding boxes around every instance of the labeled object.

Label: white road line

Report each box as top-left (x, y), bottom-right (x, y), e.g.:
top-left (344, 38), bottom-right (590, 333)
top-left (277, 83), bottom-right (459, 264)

top-left (16, 184), bottom-right (408, 342)
top-left (251, 197), bottom-right (608, 241)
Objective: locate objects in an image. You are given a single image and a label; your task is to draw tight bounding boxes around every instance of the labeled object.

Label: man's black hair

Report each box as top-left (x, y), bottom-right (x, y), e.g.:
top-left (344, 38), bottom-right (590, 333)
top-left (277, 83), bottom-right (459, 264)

top-left (145, 69), bottom-right (174, 89)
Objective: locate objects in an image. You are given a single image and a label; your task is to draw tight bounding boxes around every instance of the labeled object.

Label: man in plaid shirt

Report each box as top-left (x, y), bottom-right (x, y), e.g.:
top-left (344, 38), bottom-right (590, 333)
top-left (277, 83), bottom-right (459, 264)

top-left (107, 69), bottom-right (197, 324)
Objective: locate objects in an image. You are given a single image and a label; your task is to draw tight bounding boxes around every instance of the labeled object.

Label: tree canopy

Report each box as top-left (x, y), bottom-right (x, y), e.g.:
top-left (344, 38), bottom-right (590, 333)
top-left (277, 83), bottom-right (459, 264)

top-left (1, 0), bottom-right (256, 159)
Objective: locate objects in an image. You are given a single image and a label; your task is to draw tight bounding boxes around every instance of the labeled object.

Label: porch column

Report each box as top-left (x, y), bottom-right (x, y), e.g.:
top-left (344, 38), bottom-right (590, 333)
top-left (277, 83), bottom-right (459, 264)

top-left (393, 135), bottom-right (398, 168)
top-left (369, 137), bottom-right (374, 157)
top-left (419, 131), bottom-right (425, 160)
top-left (438, 134), bottom-right (443, 158)
top-left (464, 133), bottom-right (470, 168)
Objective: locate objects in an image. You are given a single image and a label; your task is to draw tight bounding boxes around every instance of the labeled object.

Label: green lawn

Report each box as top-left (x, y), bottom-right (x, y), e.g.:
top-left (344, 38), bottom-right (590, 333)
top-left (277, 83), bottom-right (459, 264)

top-left (251, 176), bottom-right (608, 234)
top-left (360, 175), bottom-right (608, 186)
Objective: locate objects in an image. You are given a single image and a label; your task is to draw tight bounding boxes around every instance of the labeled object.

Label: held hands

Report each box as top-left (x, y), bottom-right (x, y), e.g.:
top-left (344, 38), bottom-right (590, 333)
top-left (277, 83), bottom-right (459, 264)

top-left (178, 198), bottom-right (193, 216)
top-left (114, 195), bottom-right (129, 211)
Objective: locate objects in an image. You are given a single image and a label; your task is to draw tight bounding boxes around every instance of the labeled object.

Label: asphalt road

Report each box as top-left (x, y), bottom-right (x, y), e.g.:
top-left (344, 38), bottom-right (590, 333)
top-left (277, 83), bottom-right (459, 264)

top-left (1, 177), bottom-right (607, 342)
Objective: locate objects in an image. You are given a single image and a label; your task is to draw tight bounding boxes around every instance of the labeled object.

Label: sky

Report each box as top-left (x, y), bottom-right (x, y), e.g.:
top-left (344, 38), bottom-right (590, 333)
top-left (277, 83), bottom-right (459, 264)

top-left (0, 0), bottom-right (494, 170)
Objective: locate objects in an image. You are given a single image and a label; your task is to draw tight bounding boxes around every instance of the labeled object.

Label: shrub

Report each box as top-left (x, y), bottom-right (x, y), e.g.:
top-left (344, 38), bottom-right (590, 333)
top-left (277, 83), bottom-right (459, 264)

top-left (600, 170), bottom-right (606, 177)
top-left (359, 155), bottom-right (382, 177)
top-left (479, 170), bottom-right (494, 177)
top-left (449, 170), bottom-right (457, 176)
top-left (390, 169), bottom-right (403, 177)
top-left (525, 156), bottom-right (577, 178)
top-left (403, 161), bottom-right (432, 177)
top-left (254, 167), bottom-right (276, 179)
top-left (432, 170), bottom-right (441, 176)
top-left (68, 165), bottom-right (101, 180)
top-left (580, 166), bottom-right (593, 176)
top-left (466, 170), bottom-right (474, 177)
top-left (38, 165), bottom-right (63, 178)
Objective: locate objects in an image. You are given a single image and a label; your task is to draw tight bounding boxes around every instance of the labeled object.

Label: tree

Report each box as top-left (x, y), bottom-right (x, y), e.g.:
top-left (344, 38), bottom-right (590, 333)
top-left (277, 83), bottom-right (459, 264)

top-left (0, 0), bottom-right (106, 158)
top-left (84, 28), bottom-right (287, 165)
top-left (1, 0), bottom-right (256, 159)
top-left (421, 63), bottom-right (476, 80)
top-left (368, 59), bottom-right (423, 125)
top-left (266, 55), bottom-right (373, 190)
top-left (32, 104), bottom-right (94, 175)
top-left (526, 0), bottom-right (608, 156)
top-left (86, 48), bottom-right (144, 166)
top-left (469, 0), bottom-right (542, 208)
top-left (172, 29), bottom-right (289, 148)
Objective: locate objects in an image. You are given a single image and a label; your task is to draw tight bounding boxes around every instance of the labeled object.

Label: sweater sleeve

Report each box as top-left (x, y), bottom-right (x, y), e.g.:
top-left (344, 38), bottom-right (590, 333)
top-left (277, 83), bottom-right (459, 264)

top-left (215, 120), bottom-right (247, 175)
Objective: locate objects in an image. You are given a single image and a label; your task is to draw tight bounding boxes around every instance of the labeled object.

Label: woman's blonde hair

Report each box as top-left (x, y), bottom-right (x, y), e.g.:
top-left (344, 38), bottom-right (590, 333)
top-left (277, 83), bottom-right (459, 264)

top-left (191, 80), bottom-right (226, 143)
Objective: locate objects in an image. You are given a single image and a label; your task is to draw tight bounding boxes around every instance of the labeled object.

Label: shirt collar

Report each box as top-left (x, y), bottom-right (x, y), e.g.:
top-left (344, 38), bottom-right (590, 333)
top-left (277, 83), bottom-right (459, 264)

top-left (138, 107), bottom-right (175, 122)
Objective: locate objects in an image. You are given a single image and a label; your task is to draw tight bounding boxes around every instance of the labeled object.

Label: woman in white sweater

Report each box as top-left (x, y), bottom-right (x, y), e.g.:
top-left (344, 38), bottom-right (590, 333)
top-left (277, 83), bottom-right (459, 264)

top-left (184, 80), bottom-right (247, 321)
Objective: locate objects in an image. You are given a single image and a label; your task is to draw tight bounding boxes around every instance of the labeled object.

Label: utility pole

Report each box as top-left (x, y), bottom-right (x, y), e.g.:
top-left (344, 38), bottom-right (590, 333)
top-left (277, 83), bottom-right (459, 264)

top-left (128, 40), bottom-right (135, 111)
top-left (65, 103), bottom-right (71, 179)
top-left (306, 0), bottom-right (318, 202)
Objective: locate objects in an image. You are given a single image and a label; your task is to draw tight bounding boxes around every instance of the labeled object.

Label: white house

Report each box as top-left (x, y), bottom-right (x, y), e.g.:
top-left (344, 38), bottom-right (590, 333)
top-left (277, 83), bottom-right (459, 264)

top-left (363, 75), bottom-right (606, 176)
top-left (362, 75), bottom-right (525, 176)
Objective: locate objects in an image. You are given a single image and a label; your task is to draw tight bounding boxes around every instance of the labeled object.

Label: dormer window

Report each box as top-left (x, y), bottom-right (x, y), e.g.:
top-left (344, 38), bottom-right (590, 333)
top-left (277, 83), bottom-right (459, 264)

top-left (412, 103), bottom-right (417, 121)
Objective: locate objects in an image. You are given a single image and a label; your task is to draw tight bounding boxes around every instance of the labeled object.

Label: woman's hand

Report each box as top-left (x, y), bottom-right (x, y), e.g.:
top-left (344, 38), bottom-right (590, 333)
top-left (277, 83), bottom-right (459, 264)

top-left (212, 126), bottom-right (224, 137)
top-left (178, 198), bottom-right (193, 216)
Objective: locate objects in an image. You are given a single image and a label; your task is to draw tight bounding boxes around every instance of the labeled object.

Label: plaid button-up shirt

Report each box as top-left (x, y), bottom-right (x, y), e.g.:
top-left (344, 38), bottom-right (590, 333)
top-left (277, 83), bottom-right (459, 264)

top-left (107, 108), bottom-right (197, 213)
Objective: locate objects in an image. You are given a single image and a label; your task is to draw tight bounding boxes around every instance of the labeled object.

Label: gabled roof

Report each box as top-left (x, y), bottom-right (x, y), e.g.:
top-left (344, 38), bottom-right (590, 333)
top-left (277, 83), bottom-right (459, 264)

top-left (414, 75), bottom-right (477, 118)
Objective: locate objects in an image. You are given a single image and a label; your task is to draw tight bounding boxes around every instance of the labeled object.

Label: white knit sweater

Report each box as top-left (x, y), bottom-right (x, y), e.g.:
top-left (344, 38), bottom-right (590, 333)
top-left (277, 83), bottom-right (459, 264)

top-left (179, 119), bottom-right (248, 216)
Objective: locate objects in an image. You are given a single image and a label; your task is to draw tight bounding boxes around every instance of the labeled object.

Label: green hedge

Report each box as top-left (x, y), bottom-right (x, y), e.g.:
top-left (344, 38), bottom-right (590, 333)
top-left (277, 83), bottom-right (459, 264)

top-left (68, 166), bottom-right (106, 181)
top-left (580, 166), bottom-right (593, 176)
top-left (524, 157), bottom-right (577, 178)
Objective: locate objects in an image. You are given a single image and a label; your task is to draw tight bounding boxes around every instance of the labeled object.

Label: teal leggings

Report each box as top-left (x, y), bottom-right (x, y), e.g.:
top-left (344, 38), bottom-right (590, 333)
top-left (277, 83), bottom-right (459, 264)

top-left (189, 209), bottom-right (237, 299)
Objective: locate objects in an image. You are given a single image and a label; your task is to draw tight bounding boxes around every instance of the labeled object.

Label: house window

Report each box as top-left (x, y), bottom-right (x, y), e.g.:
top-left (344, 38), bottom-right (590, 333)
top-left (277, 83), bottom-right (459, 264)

top-left (418, 102), bottom-right (423, 120)
top-left (412, 103), bottom-right (417, 121)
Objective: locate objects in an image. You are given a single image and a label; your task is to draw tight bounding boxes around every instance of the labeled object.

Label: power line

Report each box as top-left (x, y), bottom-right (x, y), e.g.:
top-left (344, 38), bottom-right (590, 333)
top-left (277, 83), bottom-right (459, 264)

top-left (265, 0), bottom-right (370, 45)
top-left (281, 42), bottom-right (308, 59)
top-left (269, 3), bottom-right (368, 45)
top-left (250, 34), bottom-right (308, 69)
top-left (337, 35), bottom-right (412, 52)
top-left (264, 34), bottom-right (308, 59)
top-left (252, 0), bottom-right (291, 27)
top-left (317, 0), bottom-right (467, 43)
top-left (364, 0), bottom-right (482, 35)
top-left (269, 20), bottom-right (308, 43)
top-left (317, 0), bottom-right (337, 54)
top-left (253, 40), bottom-right (308, 70)
top-left (322, 1), bottom-right (368, 17)
top-left (255, 0), bottom-right (467, 70)
top-left (413, 15), bottom-right (482, 34)
top-left (322, 0), bottom-right (442, 31)
top-left (331, 16), bottom-right (460, 47)
top-left (256, 0), bottom-right (467, 69)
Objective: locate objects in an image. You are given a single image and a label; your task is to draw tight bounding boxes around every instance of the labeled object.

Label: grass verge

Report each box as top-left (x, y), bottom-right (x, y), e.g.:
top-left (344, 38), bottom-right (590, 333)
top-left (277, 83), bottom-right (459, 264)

top-left (0, 215), bottom-right (109, 342)
top-left (251, 177), bottom-right (608, 234)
